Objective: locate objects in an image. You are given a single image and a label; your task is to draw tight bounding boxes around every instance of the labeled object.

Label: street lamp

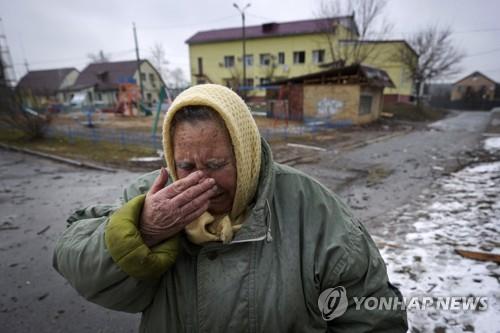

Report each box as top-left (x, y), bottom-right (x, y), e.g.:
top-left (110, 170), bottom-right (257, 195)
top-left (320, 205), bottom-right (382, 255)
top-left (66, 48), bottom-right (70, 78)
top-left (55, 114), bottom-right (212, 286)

top-left (233, 2), bottom-right (251, 98)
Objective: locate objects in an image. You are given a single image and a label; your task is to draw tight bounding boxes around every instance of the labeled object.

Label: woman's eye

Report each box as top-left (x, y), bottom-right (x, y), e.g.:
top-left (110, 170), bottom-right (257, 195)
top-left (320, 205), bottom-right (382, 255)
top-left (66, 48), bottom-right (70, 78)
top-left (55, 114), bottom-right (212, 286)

top-left (177, 163), bottom-right (194, 171)
top-left (207, 162), bottom-right (225, 170)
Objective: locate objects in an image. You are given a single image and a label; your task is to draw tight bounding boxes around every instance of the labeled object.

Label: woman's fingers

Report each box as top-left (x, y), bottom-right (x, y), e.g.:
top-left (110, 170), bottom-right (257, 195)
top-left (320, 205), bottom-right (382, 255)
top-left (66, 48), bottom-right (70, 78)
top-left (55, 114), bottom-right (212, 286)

top-left (149, 167), bottom-right (169, 195)
top-left (178, 184), bottom-right (216, 216)
top-left (160, 171), bottom-right (206, 199)
top-left (172, 178), bottom-right (216, 207)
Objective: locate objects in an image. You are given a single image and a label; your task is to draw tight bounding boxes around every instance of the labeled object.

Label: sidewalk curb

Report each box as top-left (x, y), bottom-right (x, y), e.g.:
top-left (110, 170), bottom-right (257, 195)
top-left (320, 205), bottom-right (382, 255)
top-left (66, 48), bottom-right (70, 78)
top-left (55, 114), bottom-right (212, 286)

top-left (0, 143), bottom-right (117, 172)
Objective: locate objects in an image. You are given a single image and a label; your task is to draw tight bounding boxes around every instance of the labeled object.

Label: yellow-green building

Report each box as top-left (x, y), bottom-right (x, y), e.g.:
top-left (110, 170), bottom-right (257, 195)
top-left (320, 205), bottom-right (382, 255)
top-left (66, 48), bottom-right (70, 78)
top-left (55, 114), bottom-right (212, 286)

top-left (186, 16), bottom-right (417, 103)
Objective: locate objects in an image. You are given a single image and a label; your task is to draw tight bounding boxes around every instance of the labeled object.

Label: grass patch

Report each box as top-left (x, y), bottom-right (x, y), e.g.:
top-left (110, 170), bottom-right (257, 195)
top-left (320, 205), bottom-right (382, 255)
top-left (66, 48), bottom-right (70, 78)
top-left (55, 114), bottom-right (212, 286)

top-left (0, 129), bottom-right (161, 171)
top-left (384, 103), bottom-right (449, 122)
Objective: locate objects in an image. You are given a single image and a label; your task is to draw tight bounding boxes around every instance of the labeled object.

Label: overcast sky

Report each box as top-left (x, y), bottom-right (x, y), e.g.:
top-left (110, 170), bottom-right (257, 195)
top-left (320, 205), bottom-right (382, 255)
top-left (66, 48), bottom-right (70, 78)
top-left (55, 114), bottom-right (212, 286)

top-left (1, 0), bottom-right (500, 83)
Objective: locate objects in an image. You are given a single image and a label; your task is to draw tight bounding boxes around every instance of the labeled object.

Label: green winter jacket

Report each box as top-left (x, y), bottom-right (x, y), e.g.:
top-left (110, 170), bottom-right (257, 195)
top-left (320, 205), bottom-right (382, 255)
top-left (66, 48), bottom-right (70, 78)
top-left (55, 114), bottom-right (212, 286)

top-left (53, 139), bottom-right (407, 332)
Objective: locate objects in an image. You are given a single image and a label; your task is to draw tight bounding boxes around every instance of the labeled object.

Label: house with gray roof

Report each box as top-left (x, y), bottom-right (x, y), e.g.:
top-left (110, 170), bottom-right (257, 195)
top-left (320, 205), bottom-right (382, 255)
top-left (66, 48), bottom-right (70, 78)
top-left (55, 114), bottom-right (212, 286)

top-left (68, 59), bottom-right (165, 108)
top-left (16, 67), bottom-right (79, 107)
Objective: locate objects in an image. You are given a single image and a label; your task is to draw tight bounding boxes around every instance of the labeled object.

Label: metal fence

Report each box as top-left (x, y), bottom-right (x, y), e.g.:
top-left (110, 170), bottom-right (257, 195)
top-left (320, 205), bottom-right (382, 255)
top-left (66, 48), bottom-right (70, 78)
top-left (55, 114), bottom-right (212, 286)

top-left (42, 119), bottom-right (352, 150)
top-left (46, 126), bottom-right (163, 150)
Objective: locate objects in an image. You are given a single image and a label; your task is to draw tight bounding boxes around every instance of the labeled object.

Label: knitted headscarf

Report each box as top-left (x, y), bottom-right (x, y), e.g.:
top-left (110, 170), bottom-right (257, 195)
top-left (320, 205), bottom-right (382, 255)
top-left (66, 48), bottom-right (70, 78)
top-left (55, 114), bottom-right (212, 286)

top-left (162, 84), bottom-right (261, 244)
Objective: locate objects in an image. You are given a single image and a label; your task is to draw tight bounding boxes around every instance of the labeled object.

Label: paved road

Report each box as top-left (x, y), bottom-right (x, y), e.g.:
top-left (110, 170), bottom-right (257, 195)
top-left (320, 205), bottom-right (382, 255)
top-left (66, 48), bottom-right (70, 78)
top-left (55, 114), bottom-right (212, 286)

top-left (293, 111), bottom-right (491, 233)
top-left (0, 152), bottom-right (142, 332)
top-left (0, 110), bottom-right (491, 332)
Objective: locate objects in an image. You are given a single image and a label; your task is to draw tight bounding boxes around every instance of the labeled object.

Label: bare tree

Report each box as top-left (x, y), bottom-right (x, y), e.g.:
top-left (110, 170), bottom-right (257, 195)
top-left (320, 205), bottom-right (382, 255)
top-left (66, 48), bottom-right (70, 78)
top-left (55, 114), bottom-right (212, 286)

top-left (168, 67), bottom-right (188, 88)
top-left (398, 26), bottom-right (464, 106)
top-left (87, 50), bottom-right (111, 64)
top-left (1, 75), bottom-right (50, 139)
top-left (149, 43), bottom-right (169, 83)
top-left (315, 0), bottom-right (392, 65)
top-left (149, 43), bottom-right (188, 88)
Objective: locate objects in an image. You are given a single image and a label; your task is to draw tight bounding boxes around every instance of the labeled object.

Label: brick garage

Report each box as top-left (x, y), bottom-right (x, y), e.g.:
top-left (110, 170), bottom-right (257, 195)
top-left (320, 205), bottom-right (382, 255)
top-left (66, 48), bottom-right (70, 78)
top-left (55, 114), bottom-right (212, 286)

top-left (268, 65), bottom-right (394, 125)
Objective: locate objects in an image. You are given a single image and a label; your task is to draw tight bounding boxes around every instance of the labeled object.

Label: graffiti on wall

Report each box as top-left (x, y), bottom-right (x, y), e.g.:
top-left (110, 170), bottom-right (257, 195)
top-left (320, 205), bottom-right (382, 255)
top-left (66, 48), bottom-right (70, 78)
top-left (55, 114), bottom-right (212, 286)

top-left (317, 98), bottom-right (344, 117)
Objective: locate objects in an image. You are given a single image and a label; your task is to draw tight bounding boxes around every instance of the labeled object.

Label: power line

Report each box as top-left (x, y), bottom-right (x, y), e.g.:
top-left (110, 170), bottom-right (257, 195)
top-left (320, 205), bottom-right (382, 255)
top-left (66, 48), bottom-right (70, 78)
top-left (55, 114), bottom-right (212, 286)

top-left (140, 15), bottom-right (237, 30)
top-left (454, 28), bottom-right (500, 34)
top-left (13, 49), bottom-right (135, 66)
top-left (464, 47), bottom-right (500, 58)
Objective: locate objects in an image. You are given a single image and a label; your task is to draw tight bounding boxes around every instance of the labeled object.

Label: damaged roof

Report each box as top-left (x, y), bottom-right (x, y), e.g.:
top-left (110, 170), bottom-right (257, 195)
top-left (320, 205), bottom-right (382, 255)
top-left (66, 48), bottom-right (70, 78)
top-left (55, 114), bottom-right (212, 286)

top-left (267, 64), bottom-right (395, 88)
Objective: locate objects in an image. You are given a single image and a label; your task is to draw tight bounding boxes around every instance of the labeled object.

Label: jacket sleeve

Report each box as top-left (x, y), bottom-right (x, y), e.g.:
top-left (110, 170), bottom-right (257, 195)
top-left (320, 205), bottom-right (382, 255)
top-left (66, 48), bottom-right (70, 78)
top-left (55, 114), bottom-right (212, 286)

top-left (312, 189), bottom-right (408, 332)
top-left (53, 170), bottom-right (177, 313)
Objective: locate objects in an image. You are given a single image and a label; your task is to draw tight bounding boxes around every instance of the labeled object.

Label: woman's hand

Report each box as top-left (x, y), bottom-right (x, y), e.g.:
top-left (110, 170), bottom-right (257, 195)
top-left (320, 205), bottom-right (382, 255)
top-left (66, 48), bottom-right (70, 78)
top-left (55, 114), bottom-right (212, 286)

top-left (139, 167), bottom-right (217, 247)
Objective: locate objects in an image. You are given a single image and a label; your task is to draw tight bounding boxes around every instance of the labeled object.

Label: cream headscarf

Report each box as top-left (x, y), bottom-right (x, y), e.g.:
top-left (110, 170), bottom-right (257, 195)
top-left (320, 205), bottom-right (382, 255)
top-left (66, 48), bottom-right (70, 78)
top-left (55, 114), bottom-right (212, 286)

top-left (162, 84), bottom-right (261, 244)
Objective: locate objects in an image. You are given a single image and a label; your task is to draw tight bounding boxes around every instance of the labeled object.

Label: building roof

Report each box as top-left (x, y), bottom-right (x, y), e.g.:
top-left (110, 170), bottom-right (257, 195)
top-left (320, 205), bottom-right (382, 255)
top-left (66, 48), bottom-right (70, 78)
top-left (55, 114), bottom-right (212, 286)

top-left (339, 39), bottom-right (418, 57)
top-left (16, 68), bottom-right (77, 95)
top-left (71, 60), bottom-right (147, 91)
top-left (453, 71), bottom-right (498, 86)
top-left (267, 64), bottom-right (395, 88)
top-left (186, 16), bottom-right (359, 44)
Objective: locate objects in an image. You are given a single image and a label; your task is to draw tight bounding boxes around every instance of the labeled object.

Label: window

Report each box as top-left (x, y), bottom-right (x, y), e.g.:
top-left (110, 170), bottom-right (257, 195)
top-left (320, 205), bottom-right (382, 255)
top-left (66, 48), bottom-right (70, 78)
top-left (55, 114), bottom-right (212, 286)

top-left (149, 73), bottom-right (156, 87)
top-left (359, 95), bottom-right (373, 115)
top-left (259, 78), bottom-right (270, 86)
top-left (141, 73), bottom-right (146, 81)
top-left (96, 92), bottom-right (102, 101)
top-left (278, 52), bottom-right (285, 65)
top-left (244, 54), bottom-right (253, 67)
top-left (224, 55), bottom-right (235, 68)
top-left (197, 79), bottom-right (206, 84)
top-left (312, 50), bottom-right (325, 64)
top-left (293, 51), bottom-right (305, 64)
top-left (197, 57), bottom-right (203, 75)
top-left (260, 53), bottom-right (272, 66)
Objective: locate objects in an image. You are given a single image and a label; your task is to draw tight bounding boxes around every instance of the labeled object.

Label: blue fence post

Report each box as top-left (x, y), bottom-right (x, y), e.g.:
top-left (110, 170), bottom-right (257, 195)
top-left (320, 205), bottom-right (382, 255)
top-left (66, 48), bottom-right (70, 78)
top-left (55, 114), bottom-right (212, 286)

top-left (120, 131), bottom-right (126, 147)
top-left (91, 127), bottom-right (98, 144)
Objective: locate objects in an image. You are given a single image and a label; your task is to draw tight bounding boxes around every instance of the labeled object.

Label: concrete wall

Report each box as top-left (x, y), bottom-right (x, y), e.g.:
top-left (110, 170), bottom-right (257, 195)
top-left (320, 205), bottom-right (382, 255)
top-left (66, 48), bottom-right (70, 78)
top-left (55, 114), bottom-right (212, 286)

top-left (303, 84), bottom-right (383, 125)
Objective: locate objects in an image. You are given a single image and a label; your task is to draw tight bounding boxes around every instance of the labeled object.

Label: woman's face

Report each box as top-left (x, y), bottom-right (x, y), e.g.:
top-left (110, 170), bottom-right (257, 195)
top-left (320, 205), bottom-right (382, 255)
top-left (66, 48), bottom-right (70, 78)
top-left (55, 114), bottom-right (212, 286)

top-left (173, 119), bottom-right (236, 215)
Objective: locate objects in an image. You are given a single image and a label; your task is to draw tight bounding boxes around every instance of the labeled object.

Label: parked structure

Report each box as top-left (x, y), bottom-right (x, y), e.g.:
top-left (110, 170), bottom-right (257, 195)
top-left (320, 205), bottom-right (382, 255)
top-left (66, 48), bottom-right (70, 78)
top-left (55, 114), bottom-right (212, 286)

top-left (68, 60), bottom-right (165, 108)
top-left (186, 16), bottom-right (415, 103)
top-left (266, 64), bottom-right (394, 125)
top-left (451, 71), bottom-right (499, 102)
top-left (16, 68), bottom-right (79, 107)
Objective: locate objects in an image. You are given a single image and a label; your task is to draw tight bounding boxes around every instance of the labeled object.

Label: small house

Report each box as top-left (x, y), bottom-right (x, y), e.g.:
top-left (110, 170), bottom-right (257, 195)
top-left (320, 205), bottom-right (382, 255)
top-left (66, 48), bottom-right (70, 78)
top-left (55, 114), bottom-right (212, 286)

top-left (68, 60), bottom-right (165, 108)
top-left (16, 68), bottom-right (79, 107)
top-left (267, 64), bottom-right (394, 125)
top-left (451, 71), bottom-right (498, 102)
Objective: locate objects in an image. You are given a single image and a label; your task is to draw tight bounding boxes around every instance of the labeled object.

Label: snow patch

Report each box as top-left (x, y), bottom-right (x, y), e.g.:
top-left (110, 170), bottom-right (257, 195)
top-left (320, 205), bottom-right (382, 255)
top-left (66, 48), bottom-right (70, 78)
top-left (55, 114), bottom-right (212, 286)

top-left (484, 137), bottom-right (500, 152)
top-left (379, 161), bottom-right (500, 332)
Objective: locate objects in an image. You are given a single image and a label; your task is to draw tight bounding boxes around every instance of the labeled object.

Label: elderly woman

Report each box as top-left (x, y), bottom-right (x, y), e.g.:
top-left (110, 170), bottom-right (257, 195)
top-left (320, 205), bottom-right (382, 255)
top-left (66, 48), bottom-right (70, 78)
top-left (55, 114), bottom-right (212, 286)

top-left (54, 84), bottom-right (407, 332)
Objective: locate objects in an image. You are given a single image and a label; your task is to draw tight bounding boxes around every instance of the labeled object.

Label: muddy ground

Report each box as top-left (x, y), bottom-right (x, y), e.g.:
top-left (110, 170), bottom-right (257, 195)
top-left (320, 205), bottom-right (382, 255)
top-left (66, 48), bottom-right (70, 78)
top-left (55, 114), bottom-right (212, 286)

top-left (0, 111), bottom-right (493, 332)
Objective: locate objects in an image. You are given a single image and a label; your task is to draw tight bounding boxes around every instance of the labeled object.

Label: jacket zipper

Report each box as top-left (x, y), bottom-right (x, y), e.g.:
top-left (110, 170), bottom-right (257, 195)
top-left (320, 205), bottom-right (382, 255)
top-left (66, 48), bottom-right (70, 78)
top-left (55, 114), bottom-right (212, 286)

top-left (230, 199), bottom-right (273, 244)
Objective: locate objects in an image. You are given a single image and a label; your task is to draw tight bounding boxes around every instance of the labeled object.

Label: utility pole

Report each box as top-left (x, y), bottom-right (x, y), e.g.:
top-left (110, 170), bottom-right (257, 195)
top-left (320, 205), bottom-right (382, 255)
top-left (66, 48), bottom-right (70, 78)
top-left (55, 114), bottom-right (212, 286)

top-left (233, 3), bottom-right (251, 99)
top-left (133, 22), bottom-right (145, 102)
top-left (0, 17), bottom-right (17, 87)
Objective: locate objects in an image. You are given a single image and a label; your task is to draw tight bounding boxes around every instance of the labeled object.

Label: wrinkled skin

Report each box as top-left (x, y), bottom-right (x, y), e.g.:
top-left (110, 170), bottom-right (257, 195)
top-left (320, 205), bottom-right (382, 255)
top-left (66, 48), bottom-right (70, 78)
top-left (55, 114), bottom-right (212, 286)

top-left (139, 119), bottom-right (236, 247)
